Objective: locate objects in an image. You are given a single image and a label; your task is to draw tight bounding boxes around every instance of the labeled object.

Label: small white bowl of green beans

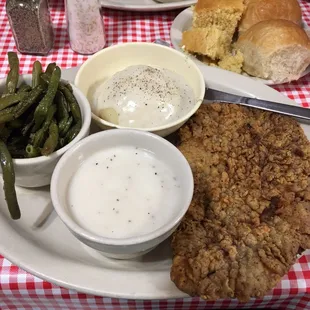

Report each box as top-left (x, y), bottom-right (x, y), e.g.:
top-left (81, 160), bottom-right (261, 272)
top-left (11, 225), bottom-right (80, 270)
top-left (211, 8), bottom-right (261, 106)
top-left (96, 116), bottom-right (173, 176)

top-left (0, 52), bottom-right (91, 220)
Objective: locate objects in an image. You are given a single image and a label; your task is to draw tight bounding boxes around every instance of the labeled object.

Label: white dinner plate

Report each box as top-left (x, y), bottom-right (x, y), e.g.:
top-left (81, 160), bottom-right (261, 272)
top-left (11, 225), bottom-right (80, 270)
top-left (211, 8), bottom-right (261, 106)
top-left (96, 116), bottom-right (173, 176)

top-left (170, 8), bottom-right (310, 85)
top-left (100, 0), bottom-right (196, 12)
top-left (0, 65), bottom-right (309, 300)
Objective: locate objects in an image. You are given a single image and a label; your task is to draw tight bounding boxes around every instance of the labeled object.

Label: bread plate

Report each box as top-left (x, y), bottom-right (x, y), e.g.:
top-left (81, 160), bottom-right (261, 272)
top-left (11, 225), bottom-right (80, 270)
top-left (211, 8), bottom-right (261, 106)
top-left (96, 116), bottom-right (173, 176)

top-left (99, 0), bottom-right (196, 12)
top-left (0, 63), bottom-right (309, 300)
top-left (170, 8), bottom-right (310, 85)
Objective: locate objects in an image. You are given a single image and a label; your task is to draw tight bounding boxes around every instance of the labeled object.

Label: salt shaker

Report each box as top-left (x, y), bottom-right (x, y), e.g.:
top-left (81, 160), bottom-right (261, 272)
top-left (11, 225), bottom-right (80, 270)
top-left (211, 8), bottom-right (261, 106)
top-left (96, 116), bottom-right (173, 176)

top-left (6, 0), bottom-right (54, 55)
top-left (65, 0), bottom-right (106, 55)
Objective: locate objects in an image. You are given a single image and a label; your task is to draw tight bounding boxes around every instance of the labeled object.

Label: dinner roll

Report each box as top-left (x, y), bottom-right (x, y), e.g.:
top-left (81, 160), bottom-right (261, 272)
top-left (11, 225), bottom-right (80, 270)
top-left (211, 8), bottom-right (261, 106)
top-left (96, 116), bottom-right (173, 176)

top-left (239, 0), bottom-right (302, 34)
top-left (236, 19), bottom-right (310, 83)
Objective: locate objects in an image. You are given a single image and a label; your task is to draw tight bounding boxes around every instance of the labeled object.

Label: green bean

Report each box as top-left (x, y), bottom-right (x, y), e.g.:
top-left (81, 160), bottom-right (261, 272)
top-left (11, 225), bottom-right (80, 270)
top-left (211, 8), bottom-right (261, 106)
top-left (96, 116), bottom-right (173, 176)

top-left (17, 84), bottom-right (32, 93)
top-left (40, 73), bottom-right (50, 85)
top-left (31, 128), bottom-right (45, 148)
top-left (41, 120), bottom-right (59, 156)
top-left (55, 91), bottom-right (69, 122)
top-left (15, 85), bottom-right (44, 118)
top-left (45, 63), bottom-right (56, 76)
top-left (42, 104), bottom-right (57, 132)
top-left (32, 104), bottom-right (56, 147)
top-left (21, 118), bottom-right (34, 137)
top-left (41, 73), bottom-right (71, 95)
top-left (4, 52), bottom-right (19, 95)
top-left (60, 81), bottom-right (73, 93)
top-left (0, 139), bottom-right (20, 220)
top-left (59, 84), bottom-right (81, 123)
top-left (0, 85), bottom-right (44, 124)
top-left (0, 107), bottom-right (16, 123)
top-left (42, 75), bottom-right (73, 111)
top-left (32, 61), bottom-right (42, 88)
top-left (64, 121), bottom-right (81, 144)
top-left (26, 144), bottom-right (40, 158)
top-left (41, 74), bottom-right (73, 94)
top-left (59, 116), bottom-right (73, 137)
top-left (33, 66), bottom-right (61, 130)
top-left (0, 93), bottom-right (27, 112)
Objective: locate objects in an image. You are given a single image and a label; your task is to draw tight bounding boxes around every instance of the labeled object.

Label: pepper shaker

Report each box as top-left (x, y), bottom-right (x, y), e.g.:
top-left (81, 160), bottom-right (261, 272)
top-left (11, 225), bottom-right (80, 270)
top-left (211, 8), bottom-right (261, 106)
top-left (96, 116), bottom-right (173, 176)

top-left (6, 0), bottom-right (54, 55)
top-left (65, 0), bottom-right (106, 55)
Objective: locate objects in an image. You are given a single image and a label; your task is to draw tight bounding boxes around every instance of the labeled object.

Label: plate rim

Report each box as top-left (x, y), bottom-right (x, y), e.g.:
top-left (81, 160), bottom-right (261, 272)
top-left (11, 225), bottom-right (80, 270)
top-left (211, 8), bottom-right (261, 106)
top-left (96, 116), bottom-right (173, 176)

top-left (0, 185), bottom-right (187, 300)
top-left (100, 0), bottom-right (196, 12)
top-left (0, 65), bottom-right (308, 301)
top-left (170, 7), bottom-right (310, 85)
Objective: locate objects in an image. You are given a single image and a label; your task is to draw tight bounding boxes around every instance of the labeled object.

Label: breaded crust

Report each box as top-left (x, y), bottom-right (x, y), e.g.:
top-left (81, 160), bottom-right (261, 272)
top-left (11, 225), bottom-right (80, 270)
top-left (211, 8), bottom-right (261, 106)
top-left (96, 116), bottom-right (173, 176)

top-left (171, 103), bottom-right (310, 302)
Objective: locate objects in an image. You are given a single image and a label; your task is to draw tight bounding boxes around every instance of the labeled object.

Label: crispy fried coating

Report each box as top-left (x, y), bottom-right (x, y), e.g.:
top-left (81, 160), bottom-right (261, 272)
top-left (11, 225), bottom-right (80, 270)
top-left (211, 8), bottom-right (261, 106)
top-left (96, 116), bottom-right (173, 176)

top-left (171, 103), bottom-right (310, 302)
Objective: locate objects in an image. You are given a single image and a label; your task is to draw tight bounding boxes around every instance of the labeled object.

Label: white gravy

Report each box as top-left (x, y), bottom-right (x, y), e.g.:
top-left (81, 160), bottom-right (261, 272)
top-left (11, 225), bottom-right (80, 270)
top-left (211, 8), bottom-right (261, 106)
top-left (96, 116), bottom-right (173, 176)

top-left (68, 145), bottom-right (182, 239)
top-left (90, 65), bottom-right (196, 128)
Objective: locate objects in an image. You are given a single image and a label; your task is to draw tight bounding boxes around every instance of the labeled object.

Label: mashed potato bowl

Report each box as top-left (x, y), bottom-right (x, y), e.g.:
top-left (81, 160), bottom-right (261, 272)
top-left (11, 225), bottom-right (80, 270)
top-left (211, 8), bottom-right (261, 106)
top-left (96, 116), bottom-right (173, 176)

top-left (75, 42), bottom-right (205, 137)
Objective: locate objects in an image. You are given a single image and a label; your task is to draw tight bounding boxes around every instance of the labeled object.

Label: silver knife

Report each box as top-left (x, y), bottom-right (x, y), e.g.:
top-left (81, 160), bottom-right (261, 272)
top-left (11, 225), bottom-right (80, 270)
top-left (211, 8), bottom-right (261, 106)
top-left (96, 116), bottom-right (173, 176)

top-left (204, 88), bottom-right (310, 121)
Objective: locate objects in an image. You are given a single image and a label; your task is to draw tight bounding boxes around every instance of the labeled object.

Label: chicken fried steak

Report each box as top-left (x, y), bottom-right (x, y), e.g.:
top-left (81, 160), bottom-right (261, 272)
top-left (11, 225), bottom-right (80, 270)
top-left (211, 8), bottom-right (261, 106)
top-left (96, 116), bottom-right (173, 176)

top-left (171, 103), bottom-right (310, 302)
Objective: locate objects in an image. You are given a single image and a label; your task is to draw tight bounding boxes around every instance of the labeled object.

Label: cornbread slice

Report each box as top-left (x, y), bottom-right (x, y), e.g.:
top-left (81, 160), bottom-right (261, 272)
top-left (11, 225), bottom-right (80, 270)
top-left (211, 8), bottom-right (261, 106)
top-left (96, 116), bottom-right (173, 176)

top-left (217, 50), bottom-right (244, 73)
top-left (198, 50), bottom-right (244, 74)
top-left (193, 0), bottom-right (245, 37)
top-left (182, 0), bottom-right (245, 60)
top-left (182, 27), bottom-right (231, 59)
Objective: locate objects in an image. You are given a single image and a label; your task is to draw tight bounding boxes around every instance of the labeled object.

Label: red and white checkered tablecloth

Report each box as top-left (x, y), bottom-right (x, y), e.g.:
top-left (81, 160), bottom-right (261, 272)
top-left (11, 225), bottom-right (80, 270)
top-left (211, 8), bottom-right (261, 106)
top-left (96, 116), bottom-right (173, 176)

top-left (0, 0), bottom-right (310, 309)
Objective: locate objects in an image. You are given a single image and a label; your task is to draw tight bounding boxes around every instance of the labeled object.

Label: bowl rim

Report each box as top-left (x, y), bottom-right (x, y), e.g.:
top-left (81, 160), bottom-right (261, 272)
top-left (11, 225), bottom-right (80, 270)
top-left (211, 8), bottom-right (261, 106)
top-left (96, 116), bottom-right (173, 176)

top-left (74, 42), bottom-right (205, 132)
top-left (50, 128), bottom-right (194, 246)
top-left (1, 74), bottom-right (92, 165)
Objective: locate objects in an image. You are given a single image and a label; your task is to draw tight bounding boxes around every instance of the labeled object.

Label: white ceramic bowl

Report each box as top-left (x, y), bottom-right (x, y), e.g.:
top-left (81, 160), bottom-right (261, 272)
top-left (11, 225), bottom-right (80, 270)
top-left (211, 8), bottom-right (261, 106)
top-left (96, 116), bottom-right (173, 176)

top-left (75, 42), bottom-right (205, 137)
top-left (50, 129), bottom-right (194, 259)
top-left (0, 75), bottom-right (92, 188)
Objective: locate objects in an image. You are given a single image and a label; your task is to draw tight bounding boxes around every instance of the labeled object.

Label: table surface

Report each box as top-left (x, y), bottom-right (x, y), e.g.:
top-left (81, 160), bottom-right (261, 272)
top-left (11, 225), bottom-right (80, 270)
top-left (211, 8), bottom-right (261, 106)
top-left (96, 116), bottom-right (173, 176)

top-left (0, 0), bottom-right (310, 309)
